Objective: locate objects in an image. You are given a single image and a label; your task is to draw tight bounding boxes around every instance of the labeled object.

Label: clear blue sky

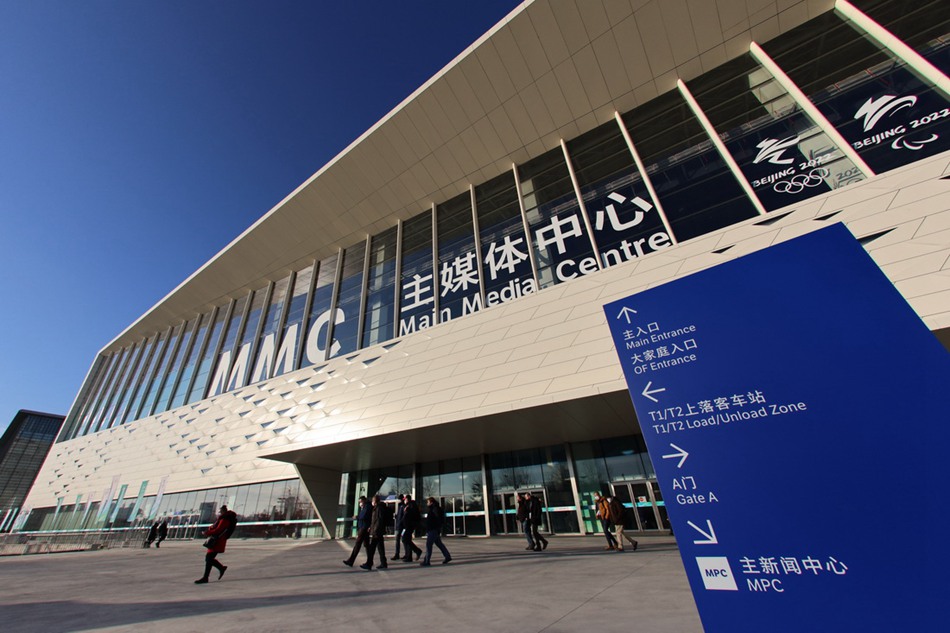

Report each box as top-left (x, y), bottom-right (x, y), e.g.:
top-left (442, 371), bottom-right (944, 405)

top-left (0, 1), bottom-right (522, 433)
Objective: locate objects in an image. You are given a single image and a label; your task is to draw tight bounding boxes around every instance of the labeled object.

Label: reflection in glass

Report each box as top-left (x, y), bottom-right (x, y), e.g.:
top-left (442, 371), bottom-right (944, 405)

top-left (622, 91), bottom-right (759, 242)
top-left (362, 227), bottom-right (398, 348)
top-left (566, 120), bottom-right (670, 268)
top-left (330, 241), bottom-right (366, 358)
top-left (398, 211), bottom-right (436, 336)
top-left (474, 171), bottom-right (535, 306)
top-left (519, 147), bottom-right (594, 289)
top-left (436, 192), bottom-right (480, 322)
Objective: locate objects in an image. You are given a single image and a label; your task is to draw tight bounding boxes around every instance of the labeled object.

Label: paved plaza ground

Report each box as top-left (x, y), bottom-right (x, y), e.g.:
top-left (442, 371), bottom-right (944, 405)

top-left (0, 534), bottom-right (702, 632)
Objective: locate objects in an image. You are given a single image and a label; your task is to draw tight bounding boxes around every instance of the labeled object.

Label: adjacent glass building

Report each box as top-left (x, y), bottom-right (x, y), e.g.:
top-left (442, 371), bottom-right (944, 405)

top-left (0, 411), bottom-right (64, 532)
top-left (18, 0), bottom-right (950, 540)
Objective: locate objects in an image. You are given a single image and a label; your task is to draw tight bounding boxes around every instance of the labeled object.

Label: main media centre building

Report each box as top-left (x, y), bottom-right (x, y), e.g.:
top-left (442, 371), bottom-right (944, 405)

top-left (16, 0), bottom-right (950, 539)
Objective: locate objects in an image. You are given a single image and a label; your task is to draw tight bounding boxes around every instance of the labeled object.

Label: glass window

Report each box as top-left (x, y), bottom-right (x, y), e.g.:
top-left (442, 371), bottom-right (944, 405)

top-left (116, 335), bottom-right (157, 425)
top-left (437, 191), bottom-right (481, 322)
top-left (275, 264), bottom-right (313, 377)
top-left (362, 226), bottom-right (398, 348)
top-left (249, 275), bottom-right (291, 384)
top-left (187, 306), bottom-right (227, 404)
top-left (171, 313), bottom-right (211, 409)
top-left (850, 0), bottom-right (950, 74)
top-left (474, 171), bottom-right (536, 308)
top-left (227, 288), bottom-right (267, 390)
top-left (89, 346), bottom-right (131, 433)
top-left (208, 294), bottom-right (249, 397)
top-left (129, 328), bottom-right (170, 422)
top-left (566, 120), bottom-right (671, 268)
top-left (330, 241), bottom-right (366, 358)
top-left (688, 53), bottom-right (863, 210)
top-left (72, 352), bottom-right (119, 437)
top-left (520, 147), bottom-right (596, 288)
top-left (622, 91), bottom-right (760, 242)
top-left (398, 211), bottom-right (436, 336)
top-left (763, 11), bottom-right (950, 173)
top-left (62, 355), bottom-right (110, 440)
top-left (303, 254), bottom-right (339, 366)
top-left (153, 317), bottom-right (198, 415)
top-left (141, 322), bottom-right (184, 417)
top-left (105, 340), bottom-right (147, 428)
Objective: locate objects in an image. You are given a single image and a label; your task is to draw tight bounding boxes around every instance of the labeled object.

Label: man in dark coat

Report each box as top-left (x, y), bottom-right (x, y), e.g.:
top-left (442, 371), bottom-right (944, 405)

top-left (419, 497), bottom-right (451, 566)
top-left (343, 496), bottom-right (372, 567)
top-left (144, 521), bottom-right (159, 548)
top-left (400, 494), bottom-right (423, 562)
top-left (515, 492), bottom-right (534, 551)
top-left (360, 495), bottom-right (391, 570)
top-left (195, 505), bottom-right (237, 584)
top-left (155, 519), bottom-right (168, 548)
top-left (525, 491), bottom-right (549, 551)
top-left (391, 494), bottom-right (406, 561)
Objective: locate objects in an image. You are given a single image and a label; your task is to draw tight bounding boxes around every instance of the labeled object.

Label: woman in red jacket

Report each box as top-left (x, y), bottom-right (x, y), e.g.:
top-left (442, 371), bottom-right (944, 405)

top-left (195, 505), bottom-right (237, 584)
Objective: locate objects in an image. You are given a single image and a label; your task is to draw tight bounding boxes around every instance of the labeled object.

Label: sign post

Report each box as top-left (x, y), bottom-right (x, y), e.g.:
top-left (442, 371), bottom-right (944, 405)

top-left (603, 224), bottom-right (949, 631)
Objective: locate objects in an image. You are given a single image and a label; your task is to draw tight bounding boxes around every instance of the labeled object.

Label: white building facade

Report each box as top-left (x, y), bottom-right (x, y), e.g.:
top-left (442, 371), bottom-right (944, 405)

top-left (16, 0), bottom-right (950, 539)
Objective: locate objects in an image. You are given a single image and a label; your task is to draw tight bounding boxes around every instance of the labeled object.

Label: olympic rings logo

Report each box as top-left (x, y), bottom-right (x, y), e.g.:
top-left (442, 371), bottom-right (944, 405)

top-left (772, 168), bottom-right (830, 194)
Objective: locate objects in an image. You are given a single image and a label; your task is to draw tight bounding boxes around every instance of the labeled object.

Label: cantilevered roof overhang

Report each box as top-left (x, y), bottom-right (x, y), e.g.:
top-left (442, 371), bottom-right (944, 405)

top-left (106, 0), bottom-right (835, 352)
top-left (261, 390), bottom-right (639, 473)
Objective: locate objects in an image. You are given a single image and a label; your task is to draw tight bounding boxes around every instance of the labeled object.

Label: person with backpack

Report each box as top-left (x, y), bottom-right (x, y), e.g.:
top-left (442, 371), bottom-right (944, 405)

top-left (195, 505), bottom-right (238, 584)
top-left (607, 495), bottom-right (638, 552)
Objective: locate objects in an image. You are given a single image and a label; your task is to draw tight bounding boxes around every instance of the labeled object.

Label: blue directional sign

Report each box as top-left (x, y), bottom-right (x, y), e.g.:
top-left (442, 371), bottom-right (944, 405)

top-left (603, 223), bottom-right (950, 632)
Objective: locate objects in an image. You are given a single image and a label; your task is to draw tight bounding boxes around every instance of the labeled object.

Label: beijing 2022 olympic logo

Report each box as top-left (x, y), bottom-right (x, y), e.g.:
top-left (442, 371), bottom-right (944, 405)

top-left (773, 168), bottom-right (830, 194)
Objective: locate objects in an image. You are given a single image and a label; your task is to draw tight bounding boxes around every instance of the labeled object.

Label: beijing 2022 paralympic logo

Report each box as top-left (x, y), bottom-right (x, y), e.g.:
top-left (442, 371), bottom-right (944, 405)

top-left (852, 93), bottom-right (944, 151)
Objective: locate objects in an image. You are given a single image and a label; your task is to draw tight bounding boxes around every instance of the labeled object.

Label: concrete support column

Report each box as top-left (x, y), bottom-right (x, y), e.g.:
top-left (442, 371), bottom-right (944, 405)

top-left (295, 464), bottom-right (344, 539)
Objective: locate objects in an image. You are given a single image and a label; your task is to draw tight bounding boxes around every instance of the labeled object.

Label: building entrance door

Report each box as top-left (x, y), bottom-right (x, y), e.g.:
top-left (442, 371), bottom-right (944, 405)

top-left (439, 495), bottom-right (465, 535)
top-left (491, 489), bottom-right (551, 535)
top-left (492, 492), bottom-right (518, 535)
top-left (611, 481), bottom-right (669, 532)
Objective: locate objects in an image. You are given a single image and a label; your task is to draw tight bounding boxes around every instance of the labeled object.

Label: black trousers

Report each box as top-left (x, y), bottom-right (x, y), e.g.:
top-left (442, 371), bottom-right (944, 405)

top-left (346, 528), bottom-right (370, 564)
top-left (365, 534), bottom-right (387, 567)
top-left (202, 551), bottom-right (225, 579)
top-left (402, 528), bottom-right (422, 559)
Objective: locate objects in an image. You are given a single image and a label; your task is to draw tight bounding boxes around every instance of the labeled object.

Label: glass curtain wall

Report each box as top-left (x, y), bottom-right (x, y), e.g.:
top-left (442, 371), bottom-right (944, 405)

top-left (565, 120), bottom-right (670, 268)
top-left (303, 254), bottom-right (339, 366)
top-left (116, 335), bottom-right (157, 425)
top-left (436, 192), bottom-right (481, 322)
top-left (102, 342), bottom-right (145, 430)
top-left (153, 317), bottom-right (198, 415)
top-left (519, 147), bottom-right (596, 289)
top-left (128, 328), bottom-right (170, 422)
top-left (276, 264), bottom-right (313, 376)
top-left (474, 171), bottom-right (535, 307)
top-left (362, 227), bottom-right (398, 348)
top-left (850, 0), bottom-right (949, 73)
top-left (208, 294), bottom-right (249, 397)
top-left (621, 91), bottom-right (760, 242)
top-left (398, 211), bottom-right (436, 336)
top-left (229, 289), bottom-right (267, 390)
top-left (763, 10), bottom-right (950, 172)
top-left (330, 242), bottom-right (366, 358)
top-left (249, 275), bottom-right (290, 384)
top-left (187, 307), bottom-right (228, 404)
top-left (170, 313), bottom-right (211, 409)
top-left (687, 53), bottom-right (863, 209)
top-left (87, 347), bottom-right (129, 434)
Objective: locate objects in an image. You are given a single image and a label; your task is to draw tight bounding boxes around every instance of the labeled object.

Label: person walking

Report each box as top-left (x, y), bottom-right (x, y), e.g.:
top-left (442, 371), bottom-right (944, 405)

top-left (400, 494), bottom-right (423, 562)
top-left (516, 492), bottom-right (535, 551)
top-left (361, 495), bottom-right (391, 570)
top-left (391, 494), bottom-right (406, 561)
top-left (607, 495), bottom-right (638, 552)
top-left (155, 518), bottom-right (168, 548)
top-left (194, 505), bottom-right (237, 584)
top-left (343, 496), bottom-right (372, 567)
top-left (420, 497), bottom-right (451, 566)
top-left (144, 521), bottom-right (159, 548)
top-left (524, 491), bottom-right (548, 551)
top-left (593, 492), bottom-right (618, 550)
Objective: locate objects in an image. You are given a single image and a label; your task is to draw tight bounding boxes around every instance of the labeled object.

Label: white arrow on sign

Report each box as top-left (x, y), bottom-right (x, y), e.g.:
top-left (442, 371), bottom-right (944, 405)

top-left (662, 443), bottom-right (689, 468)
top-left (641, 381), bottom-right (666, 402)
top-left (616, 306), bottom-right (637, 323)
top-left (687, 519), bottom-right (718, 545)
